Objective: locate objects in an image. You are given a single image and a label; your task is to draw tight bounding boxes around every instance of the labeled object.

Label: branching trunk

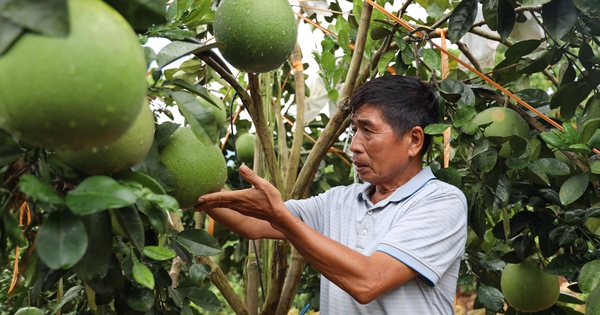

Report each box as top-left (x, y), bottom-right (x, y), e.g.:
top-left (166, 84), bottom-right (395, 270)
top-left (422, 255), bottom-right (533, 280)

top-left (275, 247), bottom-right (307, 315)
top-left (260, 240), bottom-right (290, 315)
top-left (245, 241), bottom-right (260, 315)
top-left (168, 212), bottom-right (251, 315)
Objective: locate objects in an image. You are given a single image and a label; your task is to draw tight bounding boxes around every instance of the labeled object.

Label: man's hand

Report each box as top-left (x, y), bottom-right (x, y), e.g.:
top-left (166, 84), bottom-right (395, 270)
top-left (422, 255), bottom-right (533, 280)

top-left (196, 165), bottom-right (286, 222)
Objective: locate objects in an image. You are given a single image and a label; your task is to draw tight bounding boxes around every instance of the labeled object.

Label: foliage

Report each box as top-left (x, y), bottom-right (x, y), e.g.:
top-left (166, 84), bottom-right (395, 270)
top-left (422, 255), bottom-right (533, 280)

top-left (1, 0), bottom-right (600, 314)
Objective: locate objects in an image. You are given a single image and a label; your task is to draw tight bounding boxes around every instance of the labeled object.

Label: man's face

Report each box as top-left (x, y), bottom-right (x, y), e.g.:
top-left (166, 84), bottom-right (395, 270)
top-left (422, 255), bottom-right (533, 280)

top-left (350, 104), bottom-right (416, 187)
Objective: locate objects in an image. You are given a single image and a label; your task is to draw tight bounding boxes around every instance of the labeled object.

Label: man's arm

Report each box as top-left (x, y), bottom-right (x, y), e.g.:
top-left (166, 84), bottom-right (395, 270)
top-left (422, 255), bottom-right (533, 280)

top-left (197, 166), bottom-right (419, 304)
top-left (198, 206), bottom-right (285, 240)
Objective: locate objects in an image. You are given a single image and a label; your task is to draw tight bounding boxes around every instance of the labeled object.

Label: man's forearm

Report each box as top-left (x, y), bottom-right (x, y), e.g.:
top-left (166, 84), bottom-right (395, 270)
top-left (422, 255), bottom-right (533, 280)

top-left (200, 207), bottom-right (285, 240)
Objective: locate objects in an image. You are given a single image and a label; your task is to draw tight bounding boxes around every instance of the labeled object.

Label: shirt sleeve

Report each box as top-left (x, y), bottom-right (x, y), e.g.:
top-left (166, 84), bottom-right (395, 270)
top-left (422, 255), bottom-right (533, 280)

top-left (284, 191), bottom-right (330, 234)
top-left (376, 180), bottom-right (468, 287)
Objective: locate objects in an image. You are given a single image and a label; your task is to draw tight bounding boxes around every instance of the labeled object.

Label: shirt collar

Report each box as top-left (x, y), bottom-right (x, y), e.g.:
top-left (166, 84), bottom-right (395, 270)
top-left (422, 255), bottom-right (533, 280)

top-left (357, 166), bottom-right (436, 204)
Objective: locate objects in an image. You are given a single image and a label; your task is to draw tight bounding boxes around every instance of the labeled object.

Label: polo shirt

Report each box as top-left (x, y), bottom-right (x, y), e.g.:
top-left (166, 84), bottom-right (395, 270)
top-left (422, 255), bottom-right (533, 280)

top-left (284, 167), bottom-right (468, 315)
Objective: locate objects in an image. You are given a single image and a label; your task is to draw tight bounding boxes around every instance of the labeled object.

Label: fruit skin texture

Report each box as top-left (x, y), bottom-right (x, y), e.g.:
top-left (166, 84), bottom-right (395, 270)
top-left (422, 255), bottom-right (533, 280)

top-left (158, 127), bottom-right (227, 209)
top-left (0, 0), bottom-right (147, 150)
top-left (14, 307), bottom-right (44, 315)
top-left (501, 259), bottom-right (560, 312)
top-left (213, 0), bottom-right (297, 73)
top-left (56, 102), bottom-right (155, 174)
top-left (586, 285), bottom-right (600, 314)
top-left (235, 132), bottom-right (255, 164)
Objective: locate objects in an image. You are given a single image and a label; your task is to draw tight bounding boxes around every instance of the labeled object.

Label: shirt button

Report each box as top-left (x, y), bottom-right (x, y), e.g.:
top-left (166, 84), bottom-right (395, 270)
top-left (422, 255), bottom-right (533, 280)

top-left (361, 229), bottom-right (367, 235)
top-left (367, 210), bottom-right (373, 215)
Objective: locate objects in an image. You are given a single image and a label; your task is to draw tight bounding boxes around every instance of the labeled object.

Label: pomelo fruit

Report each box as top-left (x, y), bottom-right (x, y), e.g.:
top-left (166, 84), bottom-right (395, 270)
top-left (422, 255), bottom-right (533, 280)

top-left (158, 127), bottom-right (227, 209)
top-left (213, 0), bottom-right (297, 73)
top-left (235, 132), bottom-right (255, 164)
top-left (501, 258), bottom-right (560, 312)
top-left (56, 102), bottom-right (155, 174)
top-left (14, 307), bottom-right (44, 315)
top-left (586, 285), bottom-right (600, 314)
top-left (473, 107), bottom-right (530, 157)
top-left (0, 0), bottom-right (147, 150)
top-left (197, 94), bottom-right (227, 131)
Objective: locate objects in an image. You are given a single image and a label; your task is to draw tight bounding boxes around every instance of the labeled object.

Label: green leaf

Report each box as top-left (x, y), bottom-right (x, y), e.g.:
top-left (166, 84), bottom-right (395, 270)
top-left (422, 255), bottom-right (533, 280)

top-left (540, 132), bottom-right (569, 150)
top-left (542, 0), bottom-right (580, 40)
top-left (73, 211), bottom-right (112, 281)
top-left (133, 262), bottom-right (155, 289)
top-left (0, 145), bottom-right (22, 166)
top-left (156, 41), bottom-right (223, 69)
top-left (136, 199), bottom-right (169, 233)
top-left (377, 50), bottom-right (396, 75)
top-left (526, 163), bottom-right (550, 185)
top-left (189, 263), bottom-right (211, 286)
top-left (545, 253), bottom-right (585, 275)
top-left (2, 0), bottom-right (68, 36)
top-left (66, 176), bottom-right (140, 215)
top-left (559, 173), bottom-right (589, 205)
top-left (0, 17), bottom-right (23, 56)
top-left (19, 174), bottom-right (65, 204)
top-left (477, 285), bottom-right (504, 312)
top-left (531, 158), bottom-right (571, 176)
top-left (434, 167), bottom-right (462, 188)
top-left (142, 190), bottom-right (179, 212)
top-left (474, 149), bottom-right (497, 173)
top-left (110, 207), bottom-right (145, 252)
top-left (581, 118), bottom-right (600, 144)
top-left (143, 246), bottom-right (176, 261)
top-left (36, 210), bottom-right (88, 269)
top-left (578, 260), bottom-right (600, 293)
top-left (103, 0), bottom-right (165, 30)
top-left (172, 91), bottom-right (217, 146)
top-left (453, 106), bottom-right (477, 128)
top-left (172, 229), bottom-right (221, 257)
top-left (591, 160), bottom-right (600, 174)
top-left (497, 0), bottom-right (515, 40)
top-left (422, 49), bottom-right (440, 72)
top-left (1, 210), bottom-right (26, 247)
top-left (177, 286), bottom-right (220, 311)
top-left (515, 89), bottom-right (550, 108)
top-left (51, 285), bottom-right (83, 315)
top-left (505, 39), bottom-right (544, 63)
top-left (448, 0), bottom-right (478, 42)
top-left (122, 285), bottom-right (155, 312)
top-left (114, 171), bottom-right (167, 195)
top-left (424, 123), bottom-right (450, 135)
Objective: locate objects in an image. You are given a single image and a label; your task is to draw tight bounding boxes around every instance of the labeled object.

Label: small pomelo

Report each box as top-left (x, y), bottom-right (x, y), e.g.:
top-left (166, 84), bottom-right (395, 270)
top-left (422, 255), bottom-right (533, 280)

top-left (0, 0), bottom-right (147, 150)
top-left (14, 307), bottom-right (44, 315)
top-left (473, 107), bottom-right (530, 144)
top-left (213, 0), bottom-right (297, 73)
top-left (159, 127), bottom-right (227, 209)
top-left (235, 133), bottom-right (255, 164)
top-left (56, 102), bottom-right (155, 174)
top-left (501, 258), bottom-right (560, 312)
top-left (473, 107), bottom-right (530, 157)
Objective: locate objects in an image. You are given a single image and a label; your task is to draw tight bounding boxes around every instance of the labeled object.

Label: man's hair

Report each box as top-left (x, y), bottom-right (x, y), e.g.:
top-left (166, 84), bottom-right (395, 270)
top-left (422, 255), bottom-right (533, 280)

top-left (349, 75), bottom-right (439, 156)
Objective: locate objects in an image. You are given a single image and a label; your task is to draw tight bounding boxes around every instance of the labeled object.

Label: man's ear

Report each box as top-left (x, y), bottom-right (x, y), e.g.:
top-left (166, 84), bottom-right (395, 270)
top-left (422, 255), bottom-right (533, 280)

top-left (407, 126), bottom-right (424, 157)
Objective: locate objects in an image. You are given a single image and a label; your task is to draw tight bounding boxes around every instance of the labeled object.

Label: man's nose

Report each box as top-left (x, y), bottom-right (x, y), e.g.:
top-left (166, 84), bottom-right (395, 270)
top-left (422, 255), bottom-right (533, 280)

top-left (349, 136), bottom-right (362, 154)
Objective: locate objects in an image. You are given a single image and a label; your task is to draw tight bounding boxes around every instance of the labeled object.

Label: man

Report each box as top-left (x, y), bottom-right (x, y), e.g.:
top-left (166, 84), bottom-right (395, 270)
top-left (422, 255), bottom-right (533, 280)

top-left (196, 75), bottom-right (468, 314)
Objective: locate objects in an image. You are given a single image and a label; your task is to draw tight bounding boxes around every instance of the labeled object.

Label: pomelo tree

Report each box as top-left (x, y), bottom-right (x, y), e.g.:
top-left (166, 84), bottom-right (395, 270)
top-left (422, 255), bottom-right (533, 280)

top-left (0, 0), bottom-right (599, 314)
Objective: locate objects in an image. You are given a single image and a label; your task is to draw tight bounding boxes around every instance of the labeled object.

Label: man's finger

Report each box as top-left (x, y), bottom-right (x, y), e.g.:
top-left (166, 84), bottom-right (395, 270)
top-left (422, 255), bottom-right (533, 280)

top-left (239, 165), bottom-right (268, 188)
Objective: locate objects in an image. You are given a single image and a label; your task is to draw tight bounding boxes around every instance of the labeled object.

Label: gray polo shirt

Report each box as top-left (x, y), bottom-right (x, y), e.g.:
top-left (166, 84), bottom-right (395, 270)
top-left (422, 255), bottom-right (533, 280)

top-left (284, 167), bottom-right (468, 315)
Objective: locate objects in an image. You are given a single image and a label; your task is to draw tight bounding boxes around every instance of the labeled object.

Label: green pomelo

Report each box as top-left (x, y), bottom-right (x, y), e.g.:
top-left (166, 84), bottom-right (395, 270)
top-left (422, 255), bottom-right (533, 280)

top-left (235, 133), bottom-right (255, 164)
top-left (14, 307), bottom-right (44, 315)
top-left (473, 107), bottom-right (530, 144)
top-left (587, 285), bottom-right (600, 315)
top-left (213, 0), bottom-right (297, 73)
top-left (0, 0), bottom-right (147, 150)
top-left (56, 103), bottom-right (154, 174)
top-left (501, 258), bottom-right (560, 312)
top-left (159, 127), bottom-right (227, 209)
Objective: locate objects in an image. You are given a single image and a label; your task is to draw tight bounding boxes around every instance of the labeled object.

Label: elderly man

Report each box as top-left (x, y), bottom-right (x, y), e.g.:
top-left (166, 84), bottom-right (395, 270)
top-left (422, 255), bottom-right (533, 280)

top-left (196, 75), bottom-right (468, 314)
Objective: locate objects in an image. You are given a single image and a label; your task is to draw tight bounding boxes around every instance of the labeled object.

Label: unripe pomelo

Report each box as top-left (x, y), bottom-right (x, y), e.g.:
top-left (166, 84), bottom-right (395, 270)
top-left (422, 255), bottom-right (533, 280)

top-left (501, 258), bottom-right (560, 312)
top-left (235, 133), bottom-right (255, 164)
top-left (473, 107), bottom-right (530, 144)
top-left (56, 102), bottom-right (155, 174)
top-left (586, 285), bottom-right (600, 314)
top-left (158, 127), bottom-right (227, 209)
top-left (14, 307), bottom-right (44, 315)
top-left (213, 0), bottom-right (297, 73)
top-left (0, 0), bottom-right (147, 150)
top-left (197, 94), bottom-right (227, 131)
